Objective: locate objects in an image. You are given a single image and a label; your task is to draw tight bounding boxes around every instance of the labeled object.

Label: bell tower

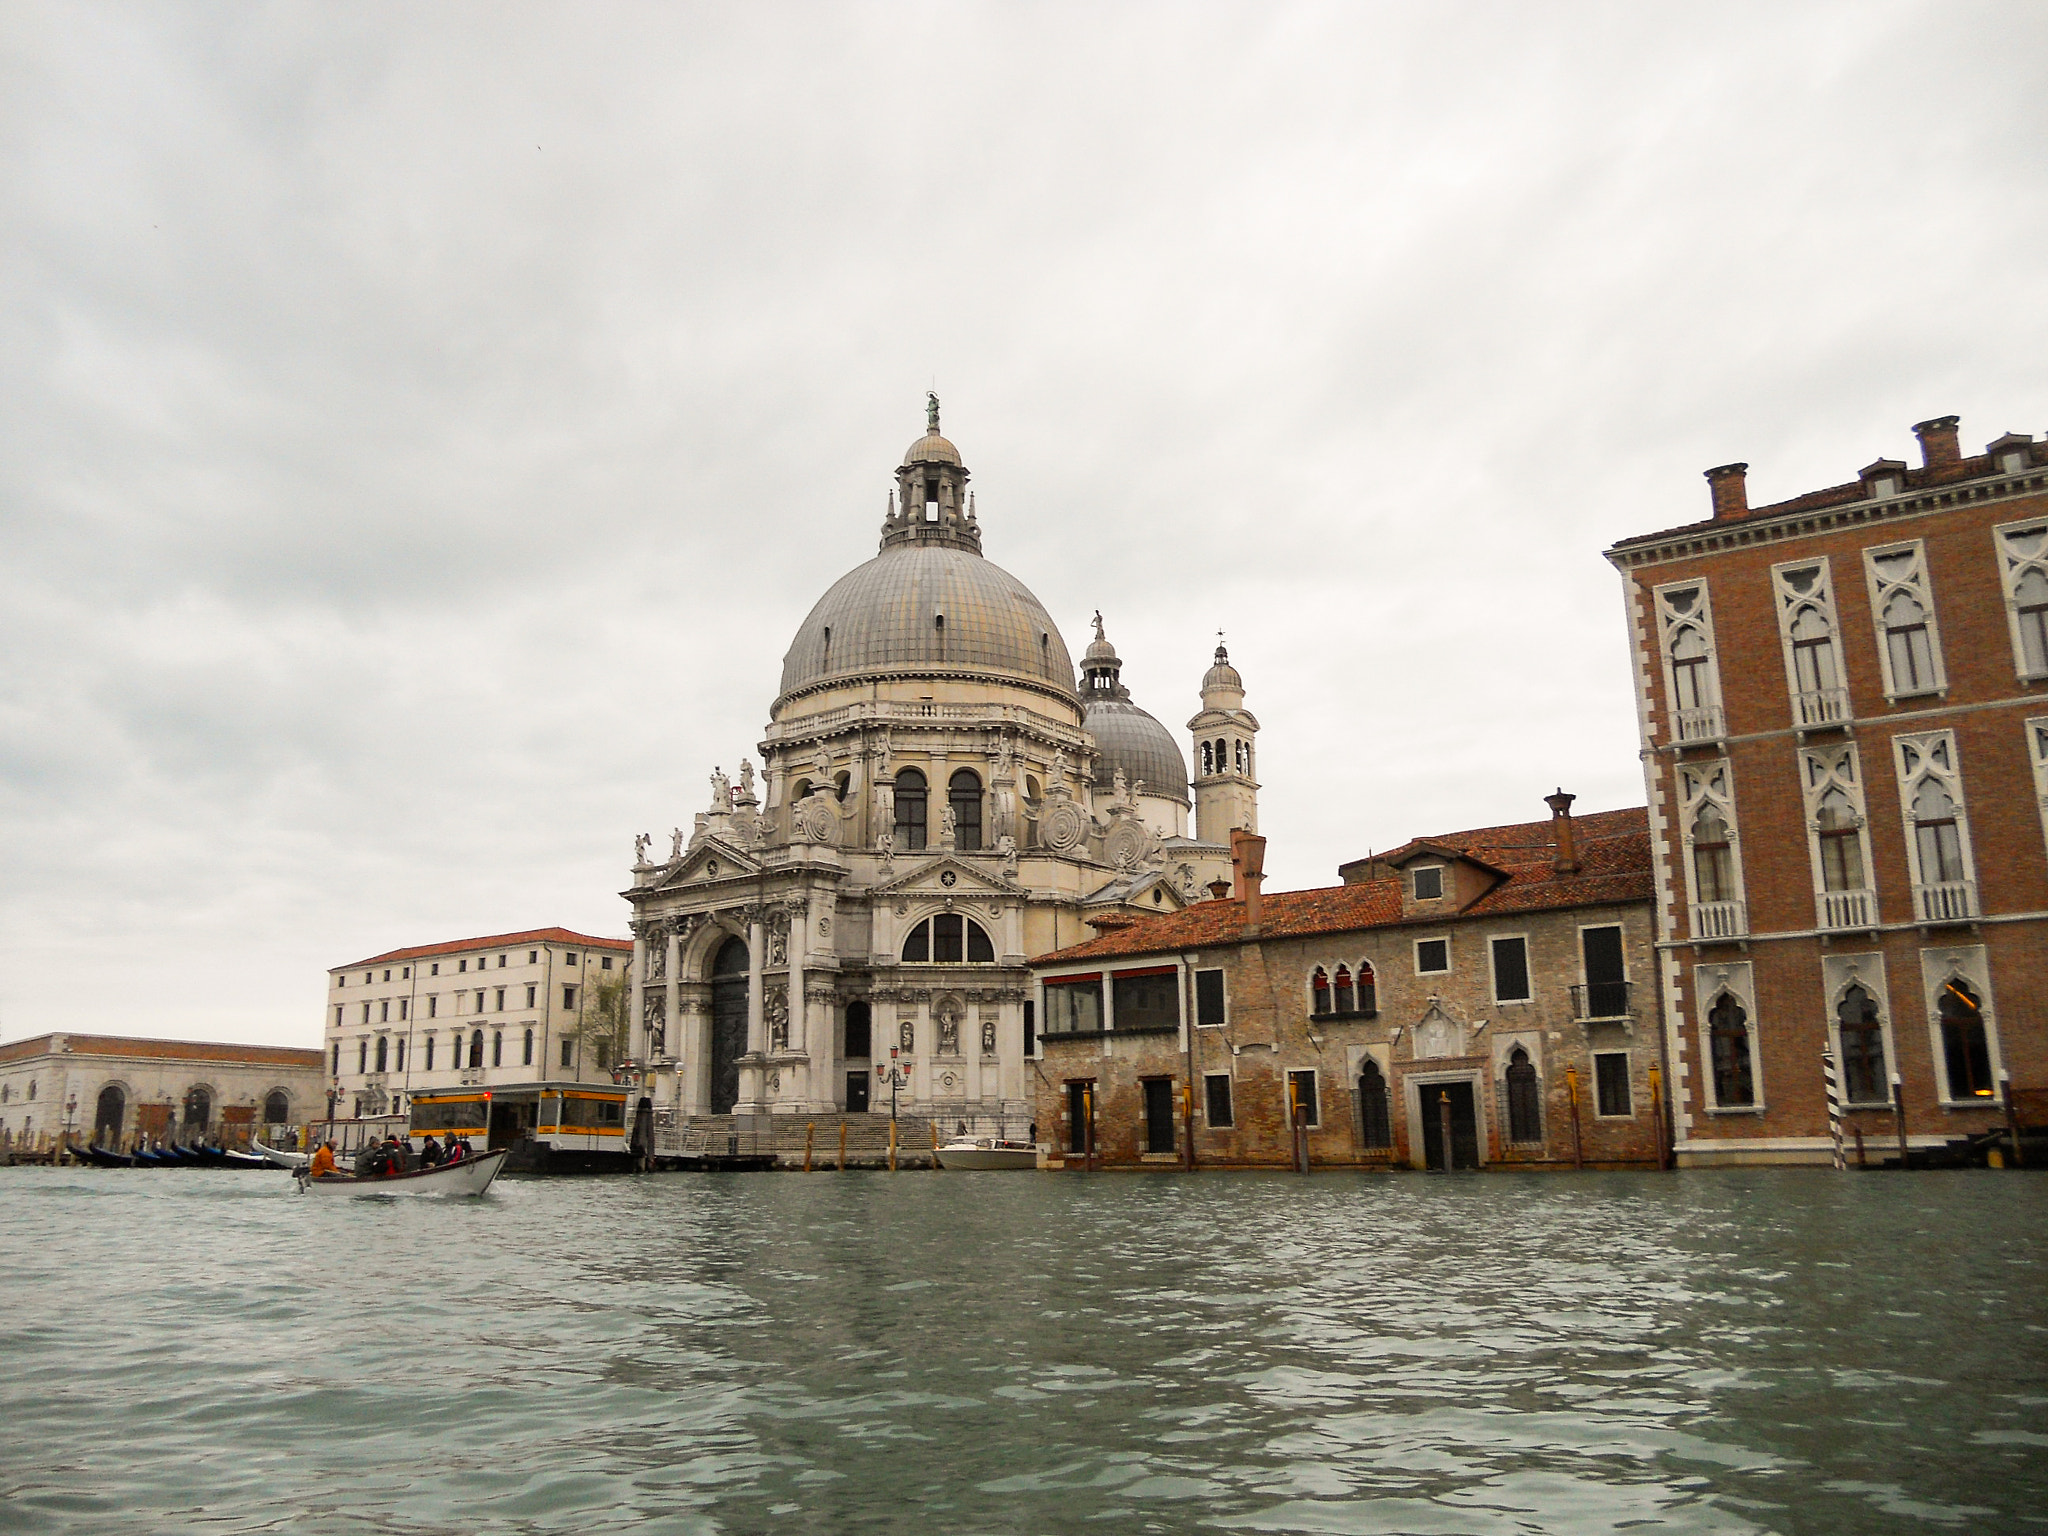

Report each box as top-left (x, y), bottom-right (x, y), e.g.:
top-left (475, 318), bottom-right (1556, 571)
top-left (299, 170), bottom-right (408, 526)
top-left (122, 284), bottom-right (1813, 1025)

top-left (879, 392), bottom-right (981, 555)
top-left (1189, 640), bottom-right (1259, 843)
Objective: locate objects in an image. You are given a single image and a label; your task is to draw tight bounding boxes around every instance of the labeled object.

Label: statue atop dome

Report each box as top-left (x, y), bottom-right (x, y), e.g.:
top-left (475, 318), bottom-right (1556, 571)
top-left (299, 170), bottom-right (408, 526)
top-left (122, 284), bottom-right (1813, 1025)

top-left (927, 390), bottom-right (941, 433)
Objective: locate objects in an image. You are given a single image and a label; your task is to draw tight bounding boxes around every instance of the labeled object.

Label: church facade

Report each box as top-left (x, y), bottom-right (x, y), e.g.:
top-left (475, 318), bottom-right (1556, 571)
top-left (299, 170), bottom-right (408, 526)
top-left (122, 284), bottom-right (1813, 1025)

top-left (621, 401), bottom-right (1257, 1128)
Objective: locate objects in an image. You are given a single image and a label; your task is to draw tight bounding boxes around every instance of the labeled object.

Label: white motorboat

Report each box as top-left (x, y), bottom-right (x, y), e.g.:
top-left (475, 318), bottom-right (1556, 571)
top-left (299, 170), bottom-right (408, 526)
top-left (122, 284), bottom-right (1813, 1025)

top-left (934, 1137), bottom-right (1039, 1170)
top-left (250, 1136), bottom-right (309, 1170)
top-left (296, 1148), bottom-right (509, 1198)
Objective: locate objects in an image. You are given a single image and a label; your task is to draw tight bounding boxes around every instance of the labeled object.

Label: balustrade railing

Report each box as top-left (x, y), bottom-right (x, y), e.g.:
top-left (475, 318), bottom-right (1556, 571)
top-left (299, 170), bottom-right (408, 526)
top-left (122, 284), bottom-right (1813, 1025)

top-left (1673, 703), bottom-right (1726, 744)
top-left (1818, 887), bottom-right (1876, 930)
top-left (1793, 686), bottom-right (1851, 728)
top-left (1913, 879), bottom-right (1977, 924)
top-left (1690, 899), bottom-right (1747, 940)
top-left (1570, 980), bottom-right (1633, 1020)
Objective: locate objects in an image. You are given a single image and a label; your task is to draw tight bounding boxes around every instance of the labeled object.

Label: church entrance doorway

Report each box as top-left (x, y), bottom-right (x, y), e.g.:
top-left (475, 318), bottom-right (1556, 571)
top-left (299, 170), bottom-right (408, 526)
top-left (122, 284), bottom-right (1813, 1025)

top-left (1417, 1081), bottom-right (1480, 1170)
top-left (845, 1071), bottom-right (870, 1113)
top-left (710, 937), bottom-right (749, 1115)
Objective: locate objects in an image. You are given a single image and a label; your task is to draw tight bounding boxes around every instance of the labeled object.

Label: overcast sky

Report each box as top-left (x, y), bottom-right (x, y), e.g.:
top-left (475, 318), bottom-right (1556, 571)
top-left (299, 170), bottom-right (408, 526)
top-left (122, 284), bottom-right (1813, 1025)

top-left (4, 2), bottom-right (2045, 1048)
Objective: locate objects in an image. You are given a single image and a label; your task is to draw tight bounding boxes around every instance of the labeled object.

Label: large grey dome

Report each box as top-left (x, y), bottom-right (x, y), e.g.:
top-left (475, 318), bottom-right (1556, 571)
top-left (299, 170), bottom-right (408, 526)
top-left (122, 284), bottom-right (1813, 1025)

top-left (778, 545), bottom-right (1077, 703)
top-left (1085, 696), bottom-right (1190, 806)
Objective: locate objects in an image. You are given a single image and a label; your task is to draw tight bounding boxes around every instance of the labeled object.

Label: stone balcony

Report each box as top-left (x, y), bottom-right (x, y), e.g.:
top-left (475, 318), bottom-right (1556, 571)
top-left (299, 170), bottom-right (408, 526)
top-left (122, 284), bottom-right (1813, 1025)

top-left (1818, 887), bottom-right (1877, 930)
top-left (1913, 880), bottom-right (1977, 925)
top-left (1689, 899), bottom-right (1747, 941)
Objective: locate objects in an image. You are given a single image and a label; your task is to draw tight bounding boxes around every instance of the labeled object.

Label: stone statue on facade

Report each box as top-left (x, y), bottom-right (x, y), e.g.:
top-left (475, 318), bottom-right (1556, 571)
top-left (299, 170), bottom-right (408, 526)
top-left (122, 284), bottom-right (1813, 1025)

top-left (634, 832), bottom-right (651, 865)
top-left (996, 833), bottom-right (1018, 878)
top-left (767, 989), bottom-right (789, 1051)
top-left (927, 390), bottom-right (940, 432)
top-left (710, 767), bottom-right (730, 811)
top-left (939, 1015), bottom-right (959, 1055)
top-left (981, 1018), bottom-right (997, 1055)
top-left (899, 1018), bottom-right (915, 1053)
top-left (738, 758), bottom-right (757, 805)
top-left (940, 803), bottom-right (957, 850)
top-left (670, 826), bottom-right (685, 860)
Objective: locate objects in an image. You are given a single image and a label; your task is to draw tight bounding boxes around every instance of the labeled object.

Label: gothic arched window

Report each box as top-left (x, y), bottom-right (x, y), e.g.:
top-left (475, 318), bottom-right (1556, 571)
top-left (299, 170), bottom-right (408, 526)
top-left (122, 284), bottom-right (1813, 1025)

top-left (1506, 1047), bottom-right (1542, 1142)
top-left (1671, 626), bottom-right (1711, 711)
top-left (1816, 788), bottom-right (1864, 893)
top-left (901, 914), bottom-right (996, 964)
top-left (1835, 984), bottom-right (1886, 1104)
top-left (1790, 607), bottom-right (1839, 697)
top-left (1310, 967), bottom-right (1332, 1015)
top-left (949, 769), bottom-right (983, 851)
top-left (1333, 965), bottom-right (1354, 1015)
top-left (1911, 779), bottom-right (1966, 885)
top-left (1938, 978), bottom-right (1993, 1099)
top-left (1883, 591), bottom-right (1935, 693)
top-left (2017, 566), bottom-right (2048, 675)
top-left (894, 769), bottom-right (928, 851)
top-left (1357, 1060), bottom-right (1392, 1148)
top-left (1691, 805), bottom-right (1735, 904)
top-left (1709, 993), bottom-right (1754, 1107)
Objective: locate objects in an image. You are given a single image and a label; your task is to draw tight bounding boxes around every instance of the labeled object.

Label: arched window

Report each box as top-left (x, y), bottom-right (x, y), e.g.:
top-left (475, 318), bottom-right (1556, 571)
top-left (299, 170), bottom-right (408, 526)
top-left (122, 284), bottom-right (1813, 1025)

top-left (357, 1039), bottom-right (368, 1074)
top-left (1911, 779), bottom-right (1966, 884)
top-left (95, 1084), bottom-right (126, 1143)
top-left (1310, 967), bottom-right (1332, 1015)
top-left (395, 1038), bottom-right (405, 1071)
top-left (1023, 776), bottom-right (1042, 847)
top-left (1201, 741), bottom-right (1214, 774)
top-left (1709, 993), bottom-right (1754, 1107)
top-left (1333, 965), bottom-right (1354, 1015)
top-left (900, 914), bottom-right (996, 964)
top-left (183, 1086), bottom-right (212, 1131)
top-left (492, 1031), bottom-right (504, 1067)
top-left (523, 1028), bottom-right (534, 1066)
top-left (790, 778), bottom-right (812, 803)
top-left (374, 1036), bottom-right (388, 1073)
top-left (834, 771), bottom-right (851, 803)
top-left (845, 1001), bottom-right (872, 1058)
top-left (1506, 1047), bottom-right (1542, 1142)
top-left (2017, 567), bottom-right (2048, 676)
top-left (1354, 962), bottom-right (1377, 1016)
top-left (1670, 626), bottom-right (1711, 711)
top-left (263, 1090), bottom-right (290, 1124)
top-left (424, 1035), bottom-right (435, 1071)
top-left (469, 1030), bottom-right (485, 1069)
top-left (1883, 591), bottom-right (1935, 693)
top-left (1835, 985), bottom-right (1886, 1104)
top-left (1214, 739), bottom-right (1227, 773)
top-left (949, 769), bottom-right (983, 852)
top-left (1357, 1060), bottom-right (1392, 1149)
top-left (1789, 607), bottom-right (1838, 696)
top-left (1816, 789), bottom-right (1864, 893)
top-left (1938, 978), bottom-right (1993, 1099)
top-left (894, 769), bottom-right (928, 851)
top-left (1235, 740), bottom-right (1249, 773)
top-left (1691, 805), bottom-right (1735, 904)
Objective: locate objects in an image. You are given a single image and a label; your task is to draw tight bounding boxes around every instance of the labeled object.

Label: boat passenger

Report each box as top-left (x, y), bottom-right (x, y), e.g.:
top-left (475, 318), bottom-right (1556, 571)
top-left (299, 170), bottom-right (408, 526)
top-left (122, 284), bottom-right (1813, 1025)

top-left (419, 1135), bottom-right (443, 1167)
top-left (382, 1136), bottom-right (411, 1176)
top-left (308, 1142), bottom-right (338, 1178)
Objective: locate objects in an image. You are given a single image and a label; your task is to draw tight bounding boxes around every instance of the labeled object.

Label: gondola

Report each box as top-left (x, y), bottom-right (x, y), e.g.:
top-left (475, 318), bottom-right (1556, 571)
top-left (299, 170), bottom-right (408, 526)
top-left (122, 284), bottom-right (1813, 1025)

top-left (250, 1136), bottom-right (309, 1170)
top-left (75, 1144), bottom-right (134, 1168)
top-left (296, 1147), bottom-right (509, 1198)
top-left (130, 1145), bottom-right (175, 1167)
top-left (222, 1149), bottom-right (273, 1170)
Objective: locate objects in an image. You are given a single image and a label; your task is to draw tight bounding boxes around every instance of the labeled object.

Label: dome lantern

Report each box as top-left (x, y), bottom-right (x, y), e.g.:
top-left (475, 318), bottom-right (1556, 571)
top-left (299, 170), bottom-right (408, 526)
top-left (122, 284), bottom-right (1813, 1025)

top-left (882, 393), bottom-right (979, 555)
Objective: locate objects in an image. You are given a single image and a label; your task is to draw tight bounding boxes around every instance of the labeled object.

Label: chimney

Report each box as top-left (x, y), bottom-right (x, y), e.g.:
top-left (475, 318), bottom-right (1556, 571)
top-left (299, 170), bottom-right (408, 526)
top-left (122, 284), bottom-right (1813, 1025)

top-left (1206, 879), bottom-right (1233, 901)
top-left (1913, 415), bottom-right (1961, 472)
top-left (1543, 788), bottom-right (1579, 875)
top-left (1230, 827), bottom-right (1267, 931)
top-left (1704, 463), bottom-right (1748, 520)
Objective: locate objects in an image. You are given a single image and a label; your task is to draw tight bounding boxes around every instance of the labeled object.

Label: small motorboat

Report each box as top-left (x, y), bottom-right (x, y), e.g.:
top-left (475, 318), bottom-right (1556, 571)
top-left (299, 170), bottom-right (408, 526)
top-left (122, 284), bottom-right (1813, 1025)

top-left (296, 1148), bottom-right (509, 1199)
top-left (933, 1136), bottom-right (1040, 1170)
top-left (250, 1136), bottom-right (309, 1170)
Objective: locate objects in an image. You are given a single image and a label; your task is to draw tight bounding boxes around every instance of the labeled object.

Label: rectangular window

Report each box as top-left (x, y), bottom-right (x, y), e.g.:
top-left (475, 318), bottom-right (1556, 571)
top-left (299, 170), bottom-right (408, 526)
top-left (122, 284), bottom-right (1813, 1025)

top-left (561, 1039), bottom-right (574, 1069)
top-left (428, 995), bottom-right (437, 1019)
top-left (334, 1005), bottom-right (342, 1026)
top-left (330, 1041), bottom-right (340, 1074)
top-left (459, 959), bottom-right (467, 972)
top-left (498, 955), bottom-right (507, 968)
top-left (398, 998), bottom-right (408, 1022)
top-left (1111, 968), bottom-right (1179, 1032)
top-left (430, 963), bottom-right (439, 976)
top-left (382, 970), bottom-right (391, 982)
top-left (357, 1039), bottom-right (367, 1073)
top-left (425, 1036), bottom-right (434, 1071)
top-left (1863, 540), bottom-right (1946, 699)
top-left (361, 1003), bottom-right (370, 1024)
top-left (526, 985), bottom-right (537, 1008)
top-left (1580, 926), bottom-right (1627, 1017)
top-left (395, 1039), bottom-right (405, 1072)
top-left (492, 1031), bottom-right (503, 1067)
top-left (401, 967), bottom-right (410, 980)
top-left (563, 985), bottom-right (578, 1010)
top-left (1287, 1070), bottom-right (1320, 1127)
top-left (528, 950), bottom-right (538, 964)
top-left (522, 1031), bottom-right (534, 1066)
top-left (1043, 975), bottom-right (1103, 1035)
top-left (601, 955), bottom-right (614, 970)
top-left (475, 990), bottom-right (485, 1013)
top-left (1412, 866), bottom-right (1443, 900)
top-left (1204, 1073), bottom-right (1233, 1127)
top-left (566, 953), bottom-right (579, 966)
top-left (379, 1000), bottom-right (389, 1023)
top-left (1023, 1001), bottom-right (1037, 1058)
top-left (1594, 1053), bottom-right (1633, 1117)
top-left (1194, 969), bottom-right (1226, 1027)
top-left (1490, 936), bottom-right (1530, 1002)
top-left (1415, 938), bottom-right (1449, 974)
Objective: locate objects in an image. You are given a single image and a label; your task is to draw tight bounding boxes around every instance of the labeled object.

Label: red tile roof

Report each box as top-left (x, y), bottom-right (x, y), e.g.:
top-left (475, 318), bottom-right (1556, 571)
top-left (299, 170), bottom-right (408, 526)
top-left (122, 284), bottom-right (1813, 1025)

top-left (1034, 807), bottom-right (1650, 965)
top-left (340, 927), bottom-right (632, 970)
top-left (0, 1033), bottom-right (323, 1068)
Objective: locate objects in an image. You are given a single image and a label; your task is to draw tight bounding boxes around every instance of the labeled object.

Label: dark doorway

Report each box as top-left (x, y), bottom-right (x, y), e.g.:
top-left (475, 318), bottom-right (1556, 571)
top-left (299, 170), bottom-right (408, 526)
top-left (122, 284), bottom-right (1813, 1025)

top-left (488, 1097), bottom-right (535, 1151)
top-left (94, 1084), bottom-right (124, 1146)
top-left (710, 936), bottom-right (749, 1115)
top-left (845, 1070), bottom-right (871, 1113)
top-left (1067, 1081), bottom-right (1092, 1155)
top-left (1418, 1081), bottom-right (1480, 1170)
top-left (1142, 1078), bottom-right (1175, 1154)
top-left (845, 1000), bottom-right (872, 1060)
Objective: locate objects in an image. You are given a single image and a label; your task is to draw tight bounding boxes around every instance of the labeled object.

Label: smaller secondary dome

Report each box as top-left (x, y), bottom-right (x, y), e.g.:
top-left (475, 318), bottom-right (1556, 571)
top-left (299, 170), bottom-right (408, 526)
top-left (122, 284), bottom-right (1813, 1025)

top-left (1202, 642), bottom-right (1243, 693)
top-left (904, 430), bottom-right (962, 466)
top-left (1085, 698), bottom-right (1191, 806)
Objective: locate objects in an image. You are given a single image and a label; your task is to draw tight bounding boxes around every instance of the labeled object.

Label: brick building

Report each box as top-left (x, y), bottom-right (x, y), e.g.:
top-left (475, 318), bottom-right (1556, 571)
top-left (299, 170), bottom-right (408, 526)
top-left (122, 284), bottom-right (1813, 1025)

top-left (1606, 414), bottom-right (2048, 1165)
top-left (1028, 802), bottom-right (1666, 1171)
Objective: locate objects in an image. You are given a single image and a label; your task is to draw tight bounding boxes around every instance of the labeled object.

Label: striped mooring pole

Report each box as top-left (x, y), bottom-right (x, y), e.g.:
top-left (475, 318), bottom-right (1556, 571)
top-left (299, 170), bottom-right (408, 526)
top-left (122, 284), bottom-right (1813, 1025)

top-left (1822, 1049), bottom-right (1846, 1171)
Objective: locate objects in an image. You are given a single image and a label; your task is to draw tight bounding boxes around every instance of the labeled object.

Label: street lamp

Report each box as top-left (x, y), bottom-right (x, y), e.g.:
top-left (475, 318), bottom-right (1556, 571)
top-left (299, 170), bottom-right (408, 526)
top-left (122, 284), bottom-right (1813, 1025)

top-left (64, 1094), bottom-right (77, 1163)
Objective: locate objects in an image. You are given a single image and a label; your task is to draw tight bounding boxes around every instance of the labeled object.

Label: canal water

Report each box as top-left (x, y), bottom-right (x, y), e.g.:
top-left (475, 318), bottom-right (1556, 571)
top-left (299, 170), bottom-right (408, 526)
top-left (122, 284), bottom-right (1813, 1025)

top-left (2, 1167), bottom-right (2043, 1535)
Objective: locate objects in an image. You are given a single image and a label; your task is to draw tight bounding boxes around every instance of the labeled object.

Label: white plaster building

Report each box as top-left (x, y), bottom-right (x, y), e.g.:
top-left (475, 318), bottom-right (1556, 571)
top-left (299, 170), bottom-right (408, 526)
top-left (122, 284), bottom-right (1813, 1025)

top-left (623, 400), bottom-right (1258, 1128)
top-left (321, 927), bottom-right (634, 1123)
top-left (0, 1033), bottom-right (324, 1152)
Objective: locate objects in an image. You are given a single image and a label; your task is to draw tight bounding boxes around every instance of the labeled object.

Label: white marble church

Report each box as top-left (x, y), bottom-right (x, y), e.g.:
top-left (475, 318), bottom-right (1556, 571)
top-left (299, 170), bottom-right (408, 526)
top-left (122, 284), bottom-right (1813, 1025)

top-left (623, 399), bottom-right (1261, 1126)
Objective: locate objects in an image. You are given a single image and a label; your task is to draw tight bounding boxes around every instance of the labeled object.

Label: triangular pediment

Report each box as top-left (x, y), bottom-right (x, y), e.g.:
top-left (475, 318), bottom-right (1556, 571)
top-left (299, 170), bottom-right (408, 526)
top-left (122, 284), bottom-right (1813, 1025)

top-left (870, 854), bottom-right (1025, 899)
top-left (1081, 870), bottom-right (1190, 913)
top-left (655, 837), bottom-right (764, 890)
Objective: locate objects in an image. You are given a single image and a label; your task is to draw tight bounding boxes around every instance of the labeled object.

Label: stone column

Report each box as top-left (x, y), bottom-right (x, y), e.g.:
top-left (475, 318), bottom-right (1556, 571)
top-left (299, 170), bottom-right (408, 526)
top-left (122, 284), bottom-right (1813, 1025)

top-left (663, 927), bottom-right (682, 1061)
top-left (746, 915), bottom-right (767, 1055)
top-left (630, 933), bottom-right (648, 1061)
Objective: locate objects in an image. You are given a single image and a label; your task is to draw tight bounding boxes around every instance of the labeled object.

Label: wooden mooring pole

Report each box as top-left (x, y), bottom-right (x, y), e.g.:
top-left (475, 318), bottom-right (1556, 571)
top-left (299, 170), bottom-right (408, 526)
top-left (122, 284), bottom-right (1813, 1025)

top-left (888, 1118), bottom-right (897, 1172)
top-left (838, 1120), bottom-right (847, 1171)
top-left (1892, 1074), bottom-right (1910, 1169)
top-left (803, 1121), bottom-right (814, 1173)
top-left (1566, 1066), bottom-right (1583, 1171)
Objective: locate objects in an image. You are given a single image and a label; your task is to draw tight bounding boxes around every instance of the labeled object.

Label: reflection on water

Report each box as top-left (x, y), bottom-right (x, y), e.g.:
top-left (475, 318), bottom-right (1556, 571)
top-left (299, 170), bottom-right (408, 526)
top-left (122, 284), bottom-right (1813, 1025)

top-left (1, 1167), bottom-right (2043, 1534)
